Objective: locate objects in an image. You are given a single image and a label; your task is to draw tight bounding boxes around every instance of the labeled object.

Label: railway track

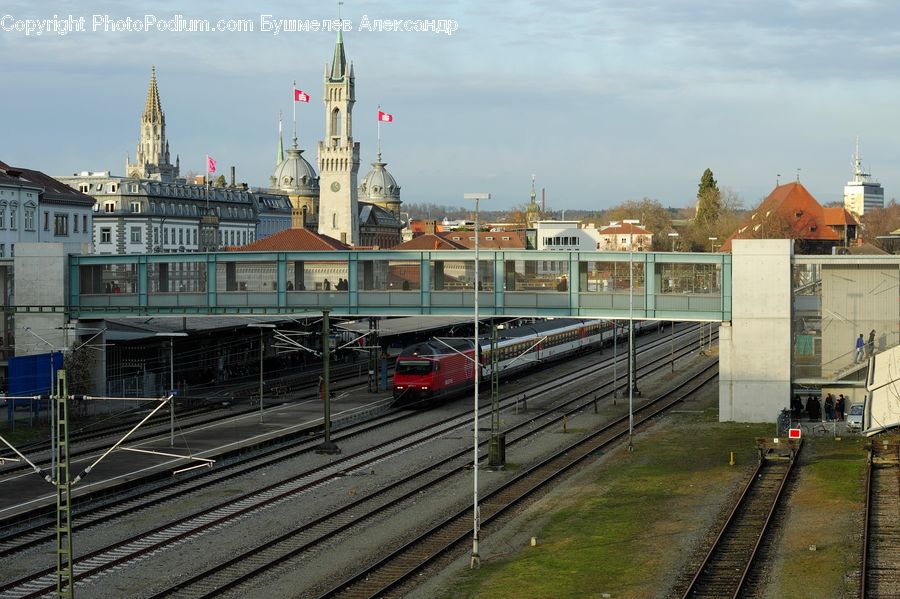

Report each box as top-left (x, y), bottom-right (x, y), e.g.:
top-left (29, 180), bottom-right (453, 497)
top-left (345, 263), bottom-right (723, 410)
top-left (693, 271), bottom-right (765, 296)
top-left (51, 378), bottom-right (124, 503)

top-left (0, 325), bottom-right (710, 598)
top-left (0, 361), bottom-right (375, 480)
top-left (316, 364), bottom-right (719, 599)
top-left (681, 439), bottom-right (799, 599)
top-left (861, 439), bottom-right (900, 599)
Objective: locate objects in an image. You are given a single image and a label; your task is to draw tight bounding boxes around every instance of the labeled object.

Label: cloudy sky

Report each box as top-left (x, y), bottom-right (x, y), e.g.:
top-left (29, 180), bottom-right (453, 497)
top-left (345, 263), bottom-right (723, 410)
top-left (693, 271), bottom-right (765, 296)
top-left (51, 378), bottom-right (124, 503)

top-left (3, 0), bottom-right (900, 211)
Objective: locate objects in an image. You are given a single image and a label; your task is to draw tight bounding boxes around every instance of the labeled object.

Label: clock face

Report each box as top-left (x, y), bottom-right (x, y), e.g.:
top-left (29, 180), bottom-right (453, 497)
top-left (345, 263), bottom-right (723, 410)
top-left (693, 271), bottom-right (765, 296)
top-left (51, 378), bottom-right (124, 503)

top-left (330, 181), bottom-right (341, 192)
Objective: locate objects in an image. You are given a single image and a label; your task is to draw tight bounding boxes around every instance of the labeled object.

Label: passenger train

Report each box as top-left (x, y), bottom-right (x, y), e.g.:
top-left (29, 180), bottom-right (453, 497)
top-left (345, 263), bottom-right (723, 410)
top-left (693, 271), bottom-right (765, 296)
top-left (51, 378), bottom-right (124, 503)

top-left (392, 318), bottom-right (658, 406)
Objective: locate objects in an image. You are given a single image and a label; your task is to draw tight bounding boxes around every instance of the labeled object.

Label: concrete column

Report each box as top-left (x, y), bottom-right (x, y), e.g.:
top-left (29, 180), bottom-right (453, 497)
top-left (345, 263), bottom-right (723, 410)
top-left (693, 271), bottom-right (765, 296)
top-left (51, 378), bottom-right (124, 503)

top-left (719, 239), bottom-right (793, 422)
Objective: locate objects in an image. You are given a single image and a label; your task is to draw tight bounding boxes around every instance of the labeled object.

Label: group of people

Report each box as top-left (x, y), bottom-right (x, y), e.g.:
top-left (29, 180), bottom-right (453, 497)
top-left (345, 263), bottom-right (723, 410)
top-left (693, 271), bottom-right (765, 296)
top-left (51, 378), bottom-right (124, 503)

top-left (791, 393), bottom-right (847, 421)
top-left (855, 329), bottom-right (877, 363)
top-left (322, 278), bottom-right (349, 291)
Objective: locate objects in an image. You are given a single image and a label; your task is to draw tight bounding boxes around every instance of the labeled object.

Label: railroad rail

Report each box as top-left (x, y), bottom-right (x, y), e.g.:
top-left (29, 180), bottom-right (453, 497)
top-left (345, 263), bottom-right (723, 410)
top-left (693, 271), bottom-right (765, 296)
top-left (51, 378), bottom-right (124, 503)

top-left (861, 439), bottom-right (900, 599)
top-left (0, 325), bottom-right (710, 598)
top-left (681, 437), bottom-right (800, 599)
top-left (316, 364), bottom-right (718, 598)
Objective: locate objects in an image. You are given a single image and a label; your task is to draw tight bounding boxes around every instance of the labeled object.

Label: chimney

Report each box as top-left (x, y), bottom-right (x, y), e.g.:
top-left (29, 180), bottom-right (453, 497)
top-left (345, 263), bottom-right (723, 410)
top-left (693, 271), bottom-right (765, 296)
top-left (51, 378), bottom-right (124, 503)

top-left (541, 187), bottom-right (546, 212)
top-left (230, 166), bottom-right (236, 187)
top-left (425, 220), bottom-right (436, 235)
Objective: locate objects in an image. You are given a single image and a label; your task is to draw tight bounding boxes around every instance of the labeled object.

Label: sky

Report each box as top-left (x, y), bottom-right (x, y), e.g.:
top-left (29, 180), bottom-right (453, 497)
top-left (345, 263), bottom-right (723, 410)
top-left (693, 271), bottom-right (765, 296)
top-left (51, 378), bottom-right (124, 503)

top-left (3, 0), bottom-right (900, 212)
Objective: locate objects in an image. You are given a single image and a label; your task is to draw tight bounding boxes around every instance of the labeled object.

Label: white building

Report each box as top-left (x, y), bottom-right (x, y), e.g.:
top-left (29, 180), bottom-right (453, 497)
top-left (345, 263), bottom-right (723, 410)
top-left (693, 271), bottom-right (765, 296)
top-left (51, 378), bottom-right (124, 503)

top-left (597, 221), bottom-right (653, 251)
top-left (843, 139), bottom-right (884, 218)
top-left (534, 220), bottom-right (602, 252)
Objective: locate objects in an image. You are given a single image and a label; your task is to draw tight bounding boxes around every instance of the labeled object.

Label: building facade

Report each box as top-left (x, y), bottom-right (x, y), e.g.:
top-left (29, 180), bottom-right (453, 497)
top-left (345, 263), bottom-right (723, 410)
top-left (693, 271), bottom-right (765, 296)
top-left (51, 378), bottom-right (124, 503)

top-left (843, 140), bottom-right (884, 218)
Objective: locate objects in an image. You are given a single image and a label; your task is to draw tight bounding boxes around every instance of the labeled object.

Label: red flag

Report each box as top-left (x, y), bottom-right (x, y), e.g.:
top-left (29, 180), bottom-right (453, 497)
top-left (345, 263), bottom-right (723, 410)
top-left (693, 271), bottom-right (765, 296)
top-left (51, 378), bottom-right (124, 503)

top-left (378, 110), bottom-right (393, 123)
top-left (294, 89), bottom-right (310, 103)
top-left (207, 155), bottom-right (216, 173)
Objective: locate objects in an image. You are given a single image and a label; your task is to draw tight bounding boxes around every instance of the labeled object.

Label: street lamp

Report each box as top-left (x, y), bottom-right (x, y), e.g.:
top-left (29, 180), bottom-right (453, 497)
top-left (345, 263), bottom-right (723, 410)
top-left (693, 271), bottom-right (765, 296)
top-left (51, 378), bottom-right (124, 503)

top-left (668, 232), bottom-right (679, 252)
top-left (708, 236), bottom-right (718, 253)
top-left (155, 332), bottom-right (188, 446)
top-left (247, 323), bottom-right (276, 423)
top-left (623, 219), bottom-right (640, 452)
top-left (464, 191), bottom-right (490, 569)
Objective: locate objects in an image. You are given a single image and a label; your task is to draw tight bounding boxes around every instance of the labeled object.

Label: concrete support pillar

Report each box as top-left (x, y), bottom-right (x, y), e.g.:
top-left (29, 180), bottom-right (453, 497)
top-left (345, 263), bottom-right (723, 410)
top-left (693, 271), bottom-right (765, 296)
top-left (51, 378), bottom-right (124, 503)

top-left (719, 240), bottom-right (793, 422)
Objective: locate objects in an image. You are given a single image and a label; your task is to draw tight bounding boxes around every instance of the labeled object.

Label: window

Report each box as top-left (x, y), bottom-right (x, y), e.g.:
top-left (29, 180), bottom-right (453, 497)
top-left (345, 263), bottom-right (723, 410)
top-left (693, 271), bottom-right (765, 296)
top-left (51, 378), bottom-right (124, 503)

top-left (154, 228), bottom-right (159, 244)
top-left (9, 203), bottom-right (16, 230)
top-left (130, 227), bottom-right (141, 243)
top-left (44, 212), bottom-right (49, 231)
top-left (109, 184), bottom-right (117, 193)
top-left (9, 244), bottom-right (13, 257)
top-left (78, 184), bottom-right (89, 193)
top-left (164, 228), bottom-right (169, 245)
top-left (0, 203), bottom-right (5, 229)
top-left (130, 201), bottom-right (141, 213)
top-left (178, 229), bottom-right (183, 245)
top-left (82, 215), bottom-right (87, 232)
top-left (192, 229), bottom-right (197, 245)
top-left (54, 214), bottom-right (69, 236)
top-left (100, 227), bottom-right (111, 243)
top-left (73, 214), bottom-right (79, 233)
top-left (0, 244), bottom-right (4, 257)
top-left (24, 207), bottom-right (34, 231)
top-left (104, 201), bottom-right (115, 213)
top-left (129, 183), bottom-right (138, 193)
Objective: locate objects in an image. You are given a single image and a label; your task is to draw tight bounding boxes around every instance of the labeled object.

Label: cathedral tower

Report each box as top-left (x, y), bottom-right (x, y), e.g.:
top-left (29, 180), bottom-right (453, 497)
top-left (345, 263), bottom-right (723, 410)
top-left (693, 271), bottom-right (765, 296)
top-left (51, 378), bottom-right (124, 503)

top-left (126, 66), bottom-right (179, 182)
top-left (317, 29), bottom-right (360, 245)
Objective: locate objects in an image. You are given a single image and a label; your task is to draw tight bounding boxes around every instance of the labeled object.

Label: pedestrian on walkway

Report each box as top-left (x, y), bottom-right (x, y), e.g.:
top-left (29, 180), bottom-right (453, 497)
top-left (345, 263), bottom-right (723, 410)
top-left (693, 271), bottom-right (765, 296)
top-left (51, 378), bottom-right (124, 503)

top-left (855, 333), bottom-right (865, 363)
top-left (868, 329), bottom-right (876, 357)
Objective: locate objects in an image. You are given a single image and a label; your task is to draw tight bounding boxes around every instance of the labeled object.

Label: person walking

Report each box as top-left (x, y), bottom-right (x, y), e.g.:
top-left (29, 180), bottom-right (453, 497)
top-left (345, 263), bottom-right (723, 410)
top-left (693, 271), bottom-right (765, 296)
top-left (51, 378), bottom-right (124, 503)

top-left (855, 333), bottom-right (865, 363)
top-left (868, 329), bottom-right (876, 357)
top-left (824, 393), bottom-right (835, 421)
top-left (835, 394), bottom-right (846, 421)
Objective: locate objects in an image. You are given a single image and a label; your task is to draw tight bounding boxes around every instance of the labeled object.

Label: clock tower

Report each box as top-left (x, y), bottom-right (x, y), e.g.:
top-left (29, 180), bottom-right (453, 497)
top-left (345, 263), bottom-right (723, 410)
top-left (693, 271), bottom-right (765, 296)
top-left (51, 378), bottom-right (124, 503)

top-left (317, 28), bottom-right (360, 245)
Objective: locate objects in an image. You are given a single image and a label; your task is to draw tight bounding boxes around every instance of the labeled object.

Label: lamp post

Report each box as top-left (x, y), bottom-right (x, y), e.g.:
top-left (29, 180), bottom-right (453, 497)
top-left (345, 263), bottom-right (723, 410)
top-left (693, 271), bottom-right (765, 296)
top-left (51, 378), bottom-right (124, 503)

top-left (247, 323), bottom-right (276, 423)
top-left (708, 236), bottom-right (718, 253)
top-left (155, 332), bottom-right (188, 446)
top-left (623, 219), bottom-right (640, 451)
top-left (317, 309), bottom-right (341, 455)
top-left (464, 191), bottom-right (490, 569)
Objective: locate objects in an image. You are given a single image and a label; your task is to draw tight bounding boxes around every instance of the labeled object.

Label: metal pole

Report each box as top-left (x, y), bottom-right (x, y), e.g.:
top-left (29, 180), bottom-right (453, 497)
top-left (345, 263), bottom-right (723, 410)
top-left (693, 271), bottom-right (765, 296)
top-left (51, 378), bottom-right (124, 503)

top-left (613, 319), bottom-right (618, 398)
top-left (628, 228), bottom-right (634, 452)
top-left (489, 319), bottom-right (503, 468)
top-left (54, 370), bottom-right (73, 599)
top-left (258, 328), bottom-right (264, 423)
top-left (317, 309), bottom-right (340, 454)
top-left (169, 338), bottom-right (174, 447)
top-left (472, 196), bottom-right (481, 568)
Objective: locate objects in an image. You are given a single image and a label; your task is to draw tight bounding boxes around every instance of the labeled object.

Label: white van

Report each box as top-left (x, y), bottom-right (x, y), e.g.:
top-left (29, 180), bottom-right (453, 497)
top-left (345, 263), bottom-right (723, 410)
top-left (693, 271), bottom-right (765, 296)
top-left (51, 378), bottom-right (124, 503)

top-left (846, 402), bottom-right (865, 432)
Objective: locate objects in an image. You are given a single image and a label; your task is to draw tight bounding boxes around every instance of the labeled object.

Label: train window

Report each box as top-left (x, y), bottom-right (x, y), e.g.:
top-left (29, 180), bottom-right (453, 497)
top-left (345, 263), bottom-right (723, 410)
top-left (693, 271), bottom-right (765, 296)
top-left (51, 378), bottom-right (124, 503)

top-left (396, 360), bottom-right (432, 375)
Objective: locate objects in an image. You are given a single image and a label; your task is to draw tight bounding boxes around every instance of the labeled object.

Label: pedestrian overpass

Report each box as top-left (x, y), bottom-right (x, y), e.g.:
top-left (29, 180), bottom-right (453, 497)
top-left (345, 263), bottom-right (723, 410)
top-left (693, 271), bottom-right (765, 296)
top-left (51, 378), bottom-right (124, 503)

top-left (68, 249), bottom-right (731, 321)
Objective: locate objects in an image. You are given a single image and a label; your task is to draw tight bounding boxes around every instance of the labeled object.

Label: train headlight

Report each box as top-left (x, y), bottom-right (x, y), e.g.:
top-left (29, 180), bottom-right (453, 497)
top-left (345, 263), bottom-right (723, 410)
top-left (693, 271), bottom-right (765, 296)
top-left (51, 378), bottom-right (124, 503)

top-left (421, 386), bottom-right (429, 390)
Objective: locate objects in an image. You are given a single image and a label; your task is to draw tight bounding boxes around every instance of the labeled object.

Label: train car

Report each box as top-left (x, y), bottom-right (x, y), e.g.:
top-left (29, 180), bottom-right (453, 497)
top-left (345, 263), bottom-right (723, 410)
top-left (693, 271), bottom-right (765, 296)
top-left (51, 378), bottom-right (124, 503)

top-left (393, 318), bottom-right (660, 407)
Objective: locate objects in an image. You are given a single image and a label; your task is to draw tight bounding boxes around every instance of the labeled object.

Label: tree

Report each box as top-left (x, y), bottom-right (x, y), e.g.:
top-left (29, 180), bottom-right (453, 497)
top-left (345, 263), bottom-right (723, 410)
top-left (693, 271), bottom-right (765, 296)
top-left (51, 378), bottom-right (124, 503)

top-left (695, 168), bottom-right (721, 226)
top-left (214, 174), bottom-right (227, 188)
top-left (682, 186), bottom-right (745, 251)
top-left (861, 200), bottom-right (900, 249)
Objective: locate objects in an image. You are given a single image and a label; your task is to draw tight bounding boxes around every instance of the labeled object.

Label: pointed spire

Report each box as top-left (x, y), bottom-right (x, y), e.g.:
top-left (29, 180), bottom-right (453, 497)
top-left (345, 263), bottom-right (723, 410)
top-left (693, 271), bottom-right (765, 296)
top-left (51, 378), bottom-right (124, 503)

top-left (144, 65), bottom-right (163, 121)
top-left (530, 174), bottom-right (537, 204)
top-left (277, 112), bottom-right (285, 165)
top-left (329, 28), bottom-right (347, 80)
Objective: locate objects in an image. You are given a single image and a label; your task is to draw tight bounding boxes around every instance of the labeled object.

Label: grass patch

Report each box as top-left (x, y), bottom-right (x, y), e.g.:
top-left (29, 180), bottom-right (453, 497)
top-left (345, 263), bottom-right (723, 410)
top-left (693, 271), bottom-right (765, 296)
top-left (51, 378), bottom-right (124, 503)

top-left (443, 416), bottom-right (773, 599)
top-left (772, 437), bottom-right (867, 599)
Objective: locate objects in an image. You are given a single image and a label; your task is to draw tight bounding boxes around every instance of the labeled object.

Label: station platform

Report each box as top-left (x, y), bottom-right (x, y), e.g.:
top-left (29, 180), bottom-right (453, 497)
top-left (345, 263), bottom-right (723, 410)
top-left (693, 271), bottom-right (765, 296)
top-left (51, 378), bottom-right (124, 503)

top-left (0, 388), bottom-right (393, 522)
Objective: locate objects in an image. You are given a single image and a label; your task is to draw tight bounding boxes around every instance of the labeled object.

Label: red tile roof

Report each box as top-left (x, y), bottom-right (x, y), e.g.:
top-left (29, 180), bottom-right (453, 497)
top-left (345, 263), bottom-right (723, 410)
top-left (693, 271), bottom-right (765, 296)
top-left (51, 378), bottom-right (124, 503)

top-left (822, 207), bottom-right (859, 227)
top-left (440, 231), bottom-right (527, 249)
top-left (600, 222), bottom-right (653, 236)
top-left (394, 233), bottom-right (464, 250)
top-left (722, 182), bottom-right (841, 251)
top-left (232, 228), bottom-right (349, 251)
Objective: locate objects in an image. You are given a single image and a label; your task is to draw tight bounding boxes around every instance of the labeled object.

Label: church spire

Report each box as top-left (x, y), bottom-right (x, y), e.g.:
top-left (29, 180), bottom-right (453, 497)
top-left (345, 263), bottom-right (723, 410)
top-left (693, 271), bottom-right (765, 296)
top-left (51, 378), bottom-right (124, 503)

top-left (144, 65), bottom-right (163, 121)
top-left (329, 28), bottom-right (347, 80)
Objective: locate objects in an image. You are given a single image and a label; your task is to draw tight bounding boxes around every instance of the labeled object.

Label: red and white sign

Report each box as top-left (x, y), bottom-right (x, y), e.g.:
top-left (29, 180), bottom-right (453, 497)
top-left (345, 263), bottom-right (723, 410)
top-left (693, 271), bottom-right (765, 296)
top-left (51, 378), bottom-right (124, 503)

top-left (377, 110), bottom-right (393, 122)
top-left (788, 428), bottom-right (802, 439)
top-left (294, 89), bottom-right (310, 103)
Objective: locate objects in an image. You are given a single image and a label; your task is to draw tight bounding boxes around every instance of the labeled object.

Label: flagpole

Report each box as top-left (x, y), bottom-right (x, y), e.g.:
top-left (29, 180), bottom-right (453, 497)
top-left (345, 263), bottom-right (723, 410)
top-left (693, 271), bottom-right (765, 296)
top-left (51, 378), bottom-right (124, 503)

top-left (377, 104), bottom-right (381, 159)
top-left (292, 80), bottom-right (298, 147)
top-left (205, 154), bottom-right (209, 209)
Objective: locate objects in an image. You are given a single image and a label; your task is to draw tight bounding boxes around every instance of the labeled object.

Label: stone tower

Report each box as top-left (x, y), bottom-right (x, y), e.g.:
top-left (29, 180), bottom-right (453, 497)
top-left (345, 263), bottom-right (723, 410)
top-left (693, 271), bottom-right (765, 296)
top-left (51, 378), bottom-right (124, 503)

top-left (317, 29), bottom-right (360, 245)
top-left (126, 66), bottom-right (180, 182)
